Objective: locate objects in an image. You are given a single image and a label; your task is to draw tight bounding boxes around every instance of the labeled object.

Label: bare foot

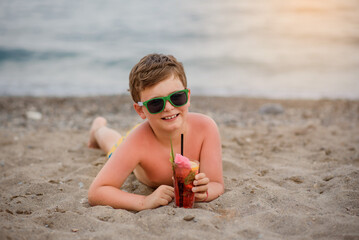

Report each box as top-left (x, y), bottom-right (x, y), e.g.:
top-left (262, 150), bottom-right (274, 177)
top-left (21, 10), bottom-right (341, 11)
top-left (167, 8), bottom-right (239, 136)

top-left (88, 117), bottom-right (107, 148)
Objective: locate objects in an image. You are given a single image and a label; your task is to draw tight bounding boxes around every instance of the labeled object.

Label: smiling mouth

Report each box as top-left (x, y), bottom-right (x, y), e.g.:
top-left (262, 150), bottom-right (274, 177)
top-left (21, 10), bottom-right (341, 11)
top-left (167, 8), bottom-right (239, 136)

top-left (162, 114), bottom-right (179, 120)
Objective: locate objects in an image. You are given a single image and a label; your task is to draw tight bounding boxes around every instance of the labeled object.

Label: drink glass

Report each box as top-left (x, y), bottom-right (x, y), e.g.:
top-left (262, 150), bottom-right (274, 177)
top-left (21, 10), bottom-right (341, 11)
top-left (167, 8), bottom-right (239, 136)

top-left (173, 160), bottom-right (199, 208)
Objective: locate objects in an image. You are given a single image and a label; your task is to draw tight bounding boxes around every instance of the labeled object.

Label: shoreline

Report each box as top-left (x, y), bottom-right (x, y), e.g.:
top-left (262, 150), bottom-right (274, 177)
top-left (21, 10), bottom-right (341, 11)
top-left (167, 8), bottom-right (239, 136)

top-left (1, 93), bottom-right (358, 101)
top-left (1, 95), bottom-right (358, 239)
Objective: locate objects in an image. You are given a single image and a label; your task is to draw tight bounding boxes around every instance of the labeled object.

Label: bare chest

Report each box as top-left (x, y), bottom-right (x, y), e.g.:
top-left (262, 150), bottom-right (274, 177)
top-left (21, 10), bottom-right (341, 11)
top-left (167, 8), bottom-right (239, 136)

top-left (138, 139), bottom-right (202, 187)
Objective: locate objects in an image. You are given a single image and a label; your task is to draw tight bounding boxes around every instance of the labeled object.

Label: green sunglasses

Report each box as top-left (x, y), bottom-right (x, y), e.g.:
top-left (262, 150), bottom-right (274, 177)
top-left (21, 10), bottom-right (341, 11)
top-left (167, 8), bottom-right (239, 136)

top-left (138, 89), bottom-right (189, 114)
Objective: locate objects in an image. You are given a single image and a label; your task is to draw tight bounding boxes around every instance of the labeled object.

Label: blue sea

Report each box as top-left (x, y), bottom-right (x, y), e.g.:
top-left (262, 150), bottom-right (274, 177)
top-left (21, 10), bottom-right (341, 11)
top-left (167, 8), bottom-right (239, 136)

top-left (0, 0), bottom-right (359, 99)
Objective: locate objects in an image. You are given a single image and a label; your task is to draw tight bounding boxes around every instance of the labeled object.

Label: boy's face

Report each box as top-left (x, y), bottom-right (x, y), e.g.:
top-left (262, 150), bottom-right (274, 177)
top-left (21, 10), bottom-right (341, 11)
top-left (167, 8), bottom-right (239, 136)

top-left (135, 75), bottom-right (190, 133)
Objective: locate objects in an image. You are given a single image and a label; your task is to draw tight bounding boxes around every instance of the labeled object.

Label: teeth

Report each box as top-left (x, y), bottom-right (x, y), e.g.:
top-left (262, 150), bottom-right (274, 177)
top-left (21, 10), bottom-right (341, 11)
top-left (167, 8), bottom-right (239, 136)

top-left (164, 114), bottom-right (177, 120)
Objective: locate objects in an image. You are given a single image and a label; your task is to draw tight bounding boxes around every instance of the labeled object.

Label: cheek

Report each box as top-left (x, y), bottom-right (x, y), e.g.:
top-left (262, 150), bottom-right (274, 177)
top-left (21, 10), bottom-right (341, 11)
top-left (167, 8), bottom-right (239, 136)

top-left (180, 103), bottom-right (190, 113)
top-left (146, 113), bottom-right (157, 121)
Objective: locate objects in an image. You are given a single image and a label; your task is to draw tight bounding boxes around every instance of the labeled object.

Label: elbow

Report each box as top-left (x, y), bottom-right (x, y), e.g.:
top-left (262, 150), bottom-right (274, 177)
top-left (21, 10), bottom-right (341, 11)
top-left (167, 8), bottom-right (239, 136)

top-left (219, 182), bottom-right (225, 196)
top-left (87, 190), bottom-right (95, 206)
top-left (210, 181), bottom-right (225, 201)
top-left (87, 184), bottom-right (98, 206)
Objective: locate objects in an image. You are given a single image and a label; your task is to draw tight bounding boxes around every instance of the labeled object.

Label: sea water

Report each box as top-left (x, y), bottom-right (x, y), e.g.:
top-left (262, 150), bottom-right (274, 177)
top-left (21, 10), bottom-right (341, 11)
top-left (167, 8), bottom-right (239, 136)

top-left (0, 0), bottom-right (358, 99)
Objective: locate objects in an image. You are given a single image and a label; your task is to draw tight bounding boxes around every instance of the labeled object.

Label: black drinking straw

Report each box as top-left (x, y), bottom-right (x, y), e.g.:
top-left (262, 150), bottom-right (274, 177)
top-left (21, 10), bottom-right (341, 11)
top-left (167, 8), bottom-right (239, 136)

top-left (180, 133), bottom-right (184, 207)
top-left (181, 134), bottom-right (184, 155)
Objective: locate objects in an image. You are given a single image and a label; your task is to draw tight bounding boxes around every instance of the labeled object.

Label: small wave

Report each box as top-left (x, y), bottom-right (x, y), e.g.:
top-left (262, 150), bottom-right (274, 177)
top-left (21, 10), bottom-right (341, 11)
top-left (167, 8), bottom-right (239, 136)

top-left (0, 48), bottom-right (77, 63)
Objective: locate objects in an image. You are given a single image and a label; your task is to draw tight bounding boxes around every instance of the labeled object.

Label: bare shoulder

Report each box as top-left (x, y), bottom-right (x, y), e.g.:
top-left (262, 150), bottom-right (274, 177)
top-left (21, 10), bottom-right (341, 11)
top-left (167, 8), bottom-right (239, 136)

top-left (188, 112), bottom-right (219, 131)
top-left (126, 121), bottom-right (153, 143)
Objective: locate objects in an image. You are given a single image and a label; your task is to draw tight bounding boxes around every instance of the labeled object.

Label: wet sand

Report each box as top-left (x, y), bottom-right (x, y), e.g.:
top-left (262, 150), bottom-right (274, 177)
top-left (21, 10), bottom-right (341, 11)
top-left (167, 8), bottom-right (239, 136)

top-left (0, 95), bottom-right (358, 240)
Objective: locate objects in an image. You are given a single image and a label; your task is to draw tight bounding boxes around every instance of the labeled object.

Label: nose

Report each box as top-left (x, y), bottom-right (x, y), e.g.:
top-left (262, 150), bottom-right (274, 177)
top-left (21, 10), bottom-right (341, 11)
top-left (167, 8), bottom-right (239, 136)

top-left (163, 99), bottom-right (174, 112)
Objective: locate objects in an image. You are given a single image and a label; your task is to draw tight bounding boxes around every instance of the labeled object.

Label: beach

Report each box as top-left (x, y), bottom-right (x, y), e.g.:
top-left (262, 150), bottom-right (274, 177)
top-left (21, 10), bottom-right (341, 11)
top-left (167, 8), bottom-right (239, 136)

top-left (0, 95), bottom-right (358, 240)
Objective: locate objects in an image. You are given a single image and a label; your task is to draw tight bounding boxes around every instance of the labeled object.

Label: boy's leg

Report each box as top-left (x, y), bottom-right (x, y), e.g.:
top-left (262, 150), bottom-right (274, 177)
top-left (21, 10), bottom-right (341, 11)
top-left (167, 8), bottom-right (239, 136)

top-left (88, 117), bottom-right (121, 154)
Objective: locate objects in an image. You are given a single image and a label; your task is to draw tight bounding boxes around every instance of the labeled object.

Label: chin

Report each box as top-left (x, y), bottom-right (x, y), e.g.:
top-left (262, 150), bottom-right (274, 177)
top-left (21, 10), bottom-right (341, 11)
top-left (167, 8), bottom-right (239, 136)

top-left (165, 121), bottom-right (183, 132)
top-left (163, 116), bottom-right (186, 132)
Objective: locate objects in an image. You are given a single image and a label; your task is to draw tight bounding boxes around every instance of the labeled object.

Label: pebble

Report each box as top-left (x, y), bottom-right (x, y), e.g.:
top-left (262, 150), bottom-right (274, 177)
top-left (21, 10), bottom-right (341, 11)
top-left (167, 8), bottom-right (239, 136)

top-left (26, 111), bottom-right (42, 120)
top-left (325, 149), bottom-right (332, 155)
top-left (259, 103), bottom-right (284, 115)
top-left (183, 215), bottom-right (195, 221)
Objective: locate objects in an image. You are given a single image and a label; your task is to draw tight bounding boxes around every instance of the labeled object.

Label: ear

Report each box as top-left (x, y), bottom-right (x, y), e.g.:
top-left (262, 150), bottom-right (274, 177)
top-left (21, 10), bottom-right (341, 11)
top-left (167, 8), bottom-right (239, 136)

top-left (133, 103), bottom-right (147, 119)
top-left (187, 88), bottom-right (191, 108)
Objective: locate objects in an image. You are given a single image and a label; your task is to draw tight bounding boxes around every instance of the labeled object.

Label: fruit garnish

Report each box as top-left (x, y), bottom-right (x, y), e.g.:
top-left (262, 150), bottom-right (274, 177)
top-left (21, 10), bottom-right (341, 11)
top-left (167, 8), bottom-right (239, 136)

top-left (174, 154), bottom-right (191, 168)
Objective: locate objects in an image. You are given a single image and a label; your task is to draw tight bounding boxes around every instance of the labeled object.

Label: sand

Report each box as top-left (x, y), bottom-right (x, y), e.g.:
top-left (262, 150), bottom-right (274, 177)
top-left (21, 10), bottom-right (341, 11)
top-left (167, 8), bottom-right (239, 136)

top-left (0, 95), bottom-right (358, 240)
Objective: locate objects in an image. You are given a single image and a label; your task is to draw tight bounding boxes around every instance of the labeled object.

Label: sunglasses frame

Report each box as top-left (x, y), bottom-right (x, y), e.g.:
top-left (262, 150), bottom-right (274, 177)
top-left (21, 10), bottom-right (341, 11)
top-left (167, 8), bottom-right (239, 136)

top-left (138, 89), bottom-right (189, 114)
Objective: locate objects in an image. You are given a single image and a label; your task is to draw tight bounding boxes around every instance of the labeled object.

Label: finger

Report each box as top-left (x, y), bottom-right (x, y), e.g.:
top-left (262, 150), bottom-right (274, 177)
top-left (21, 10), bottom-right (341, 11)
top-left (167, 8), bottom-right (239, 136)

top-left (194, 177), bottom-right (209, 186)
top-left (195, 173), bottom-right (206, 180)
top-left (163, 186), bottom-right (175, 196)
top-left (162, 188), bottom-right (174, 199)
top-left (167, 190), bottom-right (175, 198)
top-left (159, 198), bottom-right (170, 206)
top-left (162, 193), bottom-right (173, 203)
top-left (195, 192), bottom-right (207, 201)
top-left (162, 191), bottom-right (174, 204)
top-left (162, 185), bottom-right (174, 191)
top-left (158, 187), bottom-right (174, 200)
top-left (192, 185), bottom-right (208, 193)
top-left (158, 185), bottom-right (173, 193)
top-left (159, 185), bottom-right (173, 190)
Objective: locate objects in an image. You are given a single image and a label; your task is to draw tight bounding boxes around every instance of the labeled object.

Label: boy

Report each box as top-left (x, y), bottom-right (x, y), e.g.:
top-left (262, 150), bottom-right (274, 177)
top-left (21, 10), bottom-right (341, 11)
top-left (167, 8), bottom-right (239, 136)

top-left (88, 54), bottom-right (224, 211)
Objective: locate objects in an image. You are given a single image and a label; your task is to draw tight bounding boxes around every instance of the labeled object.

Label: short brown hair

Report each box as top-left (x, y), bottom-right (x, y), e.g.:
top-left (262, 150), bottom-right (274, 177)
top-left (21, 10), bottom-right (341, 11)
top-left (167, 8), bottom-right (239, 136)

top-left (129, 54), bottom-right (187, 102)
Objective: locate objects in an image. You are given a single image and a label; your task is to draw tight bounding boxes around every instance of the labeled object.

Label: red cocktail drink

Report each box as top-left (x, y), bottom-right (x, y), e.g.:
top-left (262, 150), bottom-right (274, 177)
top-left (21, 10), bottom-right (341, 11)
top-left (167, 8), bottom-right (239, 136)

top-left (173, 159), bottom-right (199, 208)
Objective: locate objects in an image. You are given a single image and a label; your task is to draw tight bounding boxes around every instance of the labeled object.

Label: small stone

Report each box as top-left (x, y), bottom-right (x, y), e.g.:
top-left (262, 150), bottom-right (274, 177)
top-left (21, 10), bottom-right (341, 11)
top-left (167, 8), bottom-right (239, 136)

top-left (323, 176), bottom-right (334, 182)
top-left (49, 180), bottom-right (59, 184)
top-left (232, 137), bottom-right (244, 146)
top-left (55, 206), bottom-right (66, 213)
top-left (183, 215), bottom-right (195, 221)
top-left (325, 149), bottom-right (332, 155)
top-left (26, 111), bottom-right (42, 120)
top-left (71, 228), bottom-right (79, 232)
top-left (259, 103), bottom-right (284, 115)
top-left (167, 209), bottom-right (176, 215)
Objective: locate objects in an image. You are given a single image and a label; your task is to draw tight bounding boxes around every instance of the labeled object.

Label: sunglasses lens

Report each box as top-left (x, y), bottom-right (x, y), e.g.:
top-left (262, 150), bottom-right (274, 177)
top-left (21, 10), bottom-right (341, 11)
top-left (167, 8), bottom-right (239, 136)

top-left (170, 91), bottom-right (187, 106)
top-left (147, 98), bottom-right (165, 113)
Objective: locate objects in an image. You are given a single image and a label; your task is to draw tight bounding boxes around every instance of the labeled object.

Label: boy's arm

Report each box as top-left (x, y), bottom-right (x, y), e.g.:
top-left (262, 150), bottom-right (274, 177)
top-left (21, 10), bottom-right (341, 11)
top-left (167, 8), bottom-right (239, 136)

top-left (88, 135), bottom-right (173, 211)
top-left (193, 116), bottom-right (224, 201)
top-left (88, 182), bottom-right (173, 211)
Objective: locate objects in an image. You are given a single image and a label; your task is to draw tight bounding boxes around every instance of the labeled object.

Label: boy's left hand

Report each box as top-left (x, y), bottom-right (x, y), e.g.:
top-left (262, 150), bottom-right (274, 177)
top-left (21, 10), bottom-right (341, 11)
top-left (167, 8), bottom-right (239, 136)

top-left (192, 173), bottom-right (209, 202)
